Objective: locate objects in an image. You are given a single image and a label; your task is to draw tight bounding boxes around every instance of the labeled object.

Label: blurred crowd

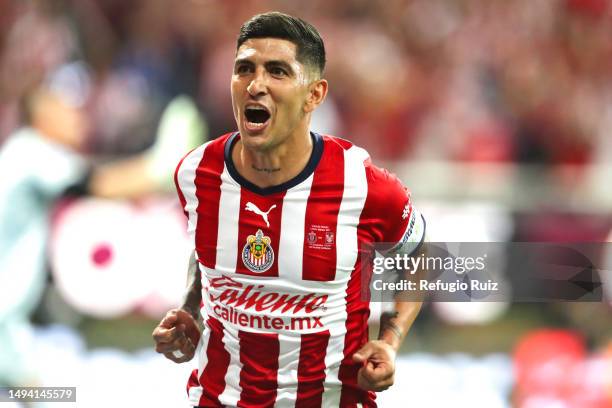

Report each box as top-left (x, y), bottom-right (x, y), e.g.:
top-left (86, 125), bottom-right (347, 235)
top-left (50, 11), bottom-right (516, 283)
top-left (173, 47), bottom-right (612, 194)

top-left (1, 0), bottom-right (612, 164)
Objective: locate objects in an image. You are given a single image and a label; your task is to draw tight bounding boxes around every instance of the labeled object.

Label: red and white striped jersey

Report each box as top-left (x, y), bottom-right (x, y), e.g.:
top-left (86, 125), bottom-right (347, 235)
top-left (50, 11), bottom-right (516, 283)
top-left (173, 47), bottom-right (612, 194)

top-left (174, 132), bottom-right (425, 408)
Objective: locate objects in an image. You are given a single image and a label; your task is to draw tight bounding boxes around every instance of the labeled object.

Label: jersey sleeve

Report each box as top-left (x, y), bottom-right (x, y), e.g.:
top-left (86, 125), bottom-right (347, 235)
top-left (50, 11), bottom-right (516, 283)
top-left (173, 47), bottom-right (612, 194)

top-left (364, 163), bottom-right (426, 255)
top-left (173, 148), bottom-right (196, 220)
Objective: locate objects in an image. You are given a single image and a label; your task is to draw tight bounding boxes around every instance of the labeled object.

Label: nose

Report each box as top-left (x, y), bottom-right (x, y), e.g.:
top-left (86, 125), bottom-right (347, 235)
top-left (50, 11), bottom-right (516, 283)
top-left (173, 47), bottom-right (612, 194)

top-left (246, 70), bottom-right (267, 97)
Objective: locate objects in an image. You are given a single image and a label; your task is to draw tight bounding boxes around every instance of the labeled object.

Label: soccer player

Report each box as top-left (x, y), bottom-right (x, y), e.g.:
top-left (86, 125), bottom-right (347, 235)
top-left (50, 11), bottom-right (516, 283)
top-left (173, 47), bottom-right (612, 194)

top-left (152, 12), bottom-right (426, 407)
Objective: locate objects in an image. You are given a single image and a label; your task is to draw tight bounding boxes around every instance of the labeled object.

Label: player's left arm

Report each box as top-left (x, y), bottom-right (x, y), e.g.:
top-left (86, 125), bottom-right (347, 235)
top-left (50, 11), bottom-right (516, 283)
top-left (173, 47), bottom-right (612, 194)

top-left (353, 165), bottom-right (427, 391)
top-left (353, 238), bottom-right (426, 392)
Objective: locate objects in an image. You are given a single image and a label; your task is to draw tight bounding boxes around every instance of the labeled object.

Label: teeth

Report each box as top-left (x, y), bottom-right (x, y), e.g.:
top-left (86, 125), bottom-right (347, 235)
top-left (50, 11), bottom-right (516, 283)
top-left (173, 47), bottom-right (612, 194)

top-left (246, 105), bottom-right (267, 111)
top-left (246, 120), bottom-right (267, 130)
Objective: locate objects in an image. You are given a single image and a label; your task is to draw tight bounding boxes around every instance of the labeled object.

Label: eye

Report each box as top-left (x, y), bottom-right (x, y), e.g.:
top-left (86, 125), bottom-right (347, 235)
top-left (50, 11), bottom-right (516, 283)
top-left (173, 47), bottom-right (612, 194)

top-left (235, 64), bottom-right (252, 75)
top-left (270, 66), bottom-right (288, 77)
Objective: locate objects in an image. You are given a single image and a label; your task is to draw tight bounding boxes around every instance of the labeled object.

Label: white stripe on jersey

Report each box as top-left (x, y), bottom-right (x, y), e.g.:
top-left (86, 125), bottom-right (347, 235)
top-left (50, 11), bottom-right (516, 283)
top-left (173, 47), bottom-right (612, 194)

top-left (176, 142), bottom-right (210, 245)
top-left (215, 165), bottom-right (241, 274)
top-left (275, 174), bottom-right (315, 407)
top-left (321, 146), bottom-right (369, 407)
top-left (188, 321), bottom-right (209, 405)
top-left (274, 334), bottom-right (301, 407)
top-left (277, 171), bottom-right (314, 283)
top-left (215, 164), bottom-right (243, 404)
top-left (219, 324), bottom-right (243, 406)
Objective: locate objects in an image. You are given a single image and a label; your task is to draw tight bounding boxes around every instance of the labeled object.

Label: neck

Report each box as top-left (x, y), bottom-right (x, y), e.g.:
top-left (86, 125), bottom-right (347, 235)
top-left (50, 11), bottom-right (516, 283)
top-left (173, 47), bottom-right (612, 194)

top-left (232, 130), bottom-right (313, 189)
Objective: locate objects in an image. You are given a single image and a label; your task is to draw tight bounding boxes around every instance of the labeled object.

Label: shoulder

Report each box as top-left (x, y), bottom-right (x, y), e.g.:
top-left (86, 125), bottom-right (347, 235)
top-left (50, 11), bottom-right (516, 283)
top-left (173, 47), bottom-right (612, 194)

top-left (320, 134), bottom-right (356, 151)
top-left (174, 132), bottom-right (233, 196)
top-left (175, 132), bottom-right (233, 175)
top-left (364, 161), bottom-right (407, 196)
top-left (319, 134), bottom-right (371, 166)
top-left (319, 134), bottom-right (407, 195)
top-left (4, 128), bottom-right (80, 161)
top-left (321, 134), bottom-right (368, 157)
top-left (362, 163), bottom-right (411, 230)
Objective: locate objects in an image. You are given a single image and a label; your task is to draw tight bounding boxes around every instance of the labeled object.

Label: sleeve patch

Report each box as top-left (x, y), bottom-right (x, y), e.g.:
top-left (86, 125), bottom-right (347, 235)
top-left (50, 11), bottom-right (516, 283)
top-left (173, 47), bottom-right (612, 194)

top-left (396, 209), bottom-right (426, 255)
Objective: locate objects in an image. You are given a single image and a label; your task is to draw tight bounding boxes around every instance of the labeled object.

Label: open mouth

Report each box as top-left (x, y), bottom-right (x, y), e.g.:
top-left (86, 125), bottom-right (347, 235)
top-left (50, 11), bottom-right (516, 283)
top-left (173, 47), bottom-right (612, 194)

top-left (244, 106), bottom-right (271, 130)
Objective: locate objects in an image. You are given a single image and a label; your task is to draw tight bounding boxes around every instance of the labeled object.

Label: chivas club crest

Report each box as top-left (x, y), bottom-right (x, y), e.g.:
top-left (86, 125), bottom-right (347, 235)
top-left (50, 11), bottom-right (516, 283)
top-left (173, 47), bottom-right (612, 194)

top-left (307, 231), bottom-right (317, 244)
top-left (242, 229), bottom-right (274, 273)
top-left (306, 225), bottom-right (335, 251)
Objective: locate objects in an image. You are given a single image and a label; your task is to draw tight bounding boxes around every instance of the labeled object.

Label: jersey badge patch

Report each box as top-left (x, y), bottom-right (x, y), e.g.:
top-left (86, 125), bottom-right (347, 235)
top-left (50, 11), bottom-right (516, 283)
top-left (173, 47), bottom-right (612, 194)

top-left (306, 224), bottom-right (335, 250)
top-left (242, 229), bottom-right (274, 273)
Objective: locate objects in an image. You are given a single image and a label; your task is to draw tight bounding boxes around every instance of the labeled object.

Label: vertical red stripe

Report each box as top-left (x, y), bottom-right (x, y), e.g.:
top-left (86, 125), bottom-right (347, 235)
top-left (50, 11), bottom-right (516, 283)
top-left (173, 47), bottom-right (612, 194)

top-left (302, 137), bottom-right (345, 281)
top-left (237, 331), bottom-right (280, 407)
top-left (196, 317), bottom-right (230, 407)
top-left (295, 330), bottom-right (330, 407)
top-left (339, 158), bottom-right (378, 408)
top-left (235, 189), bottom-right (285, 277)
top-left (187, 369), bottom-right (199, 397)
top-left (338, 249), bottom-right (376, 407)
top-left (194, 136), bottom-right (228, 268)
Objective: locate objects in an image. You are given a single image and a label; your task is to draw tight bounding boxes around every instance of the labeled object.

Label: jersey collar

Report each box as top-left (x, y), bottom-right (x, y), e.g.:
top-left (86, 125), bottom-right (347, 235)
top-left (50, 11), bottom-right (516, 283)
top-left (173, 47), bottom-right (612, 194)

top-left (224, 131), bottom-right (324, 196)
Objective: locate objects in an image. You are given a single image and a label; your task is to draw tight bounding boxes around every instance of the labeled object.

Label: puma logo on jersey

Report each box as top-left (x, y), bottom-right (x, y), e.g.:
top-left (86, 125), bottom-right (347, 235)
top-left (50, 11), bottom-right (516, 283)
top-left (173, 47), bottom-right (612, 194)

top-left (245, 202), bottom-right (276, 227)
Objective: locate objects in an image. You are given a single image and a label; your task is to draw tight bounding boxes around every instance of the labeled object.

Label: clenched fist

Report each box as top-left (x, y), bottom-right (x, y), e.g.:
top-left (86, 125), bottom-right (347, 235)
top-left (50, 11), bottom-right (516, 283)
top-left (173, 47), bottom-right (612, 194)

top-left (152, 309), bottom-right (201, 363)
top-left (353, 340), bottom-right (396, 392)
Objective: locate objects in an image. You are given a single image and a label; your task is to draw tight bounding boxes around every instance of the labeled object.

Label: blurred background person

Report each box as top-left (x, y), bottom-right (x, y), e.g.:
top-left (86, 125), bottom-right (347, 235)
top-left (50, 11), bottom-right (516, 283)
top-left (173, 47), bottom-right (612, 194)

top-left (0, 64), bottom-right (91, 386)
top-left (0, 63), bottom-right (203, 386)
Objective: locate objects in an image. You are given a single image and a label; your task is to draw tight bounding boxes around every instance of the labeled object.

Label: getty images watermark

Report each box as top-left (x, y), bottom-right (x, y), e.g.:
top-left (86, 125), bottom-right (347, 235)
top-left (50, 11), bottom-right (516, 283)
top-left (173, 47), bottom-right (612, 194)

top-left (362, 242), bottom-right (608, 302)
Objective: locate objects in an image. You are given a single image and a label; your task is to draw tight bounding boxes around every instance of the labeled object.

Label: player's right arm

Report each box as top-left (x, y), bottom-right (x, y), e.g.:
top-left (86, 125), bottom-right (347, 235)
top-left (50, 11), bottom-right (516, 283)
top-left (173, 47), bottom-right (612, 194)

top-left (181, 249), bottom-right (203, 320)
top-left (152, 250), bottom-right (202, 363)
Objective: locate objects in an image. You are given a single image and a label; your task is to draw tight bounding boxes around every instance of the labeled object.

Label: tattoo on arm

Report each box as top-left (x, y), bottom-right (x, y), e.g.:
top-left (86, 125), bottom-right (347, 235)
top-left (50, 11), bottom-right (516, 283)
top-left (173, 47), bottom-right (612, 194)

top-left (181, 250), bottom-right (202, 320)
top-left (376, 235), bottom-right (427, 350)
top-left (379, 311), bottom-right (403, 341)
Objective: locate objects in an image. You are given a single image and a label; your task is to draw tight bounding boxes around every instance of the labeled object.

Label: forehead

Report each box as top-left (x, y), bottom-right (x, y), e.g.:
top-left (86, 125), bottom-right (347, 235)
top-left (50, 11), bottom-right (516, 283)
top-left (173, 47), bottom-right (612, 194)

top-left (235, 38), bottom-right (299, 63)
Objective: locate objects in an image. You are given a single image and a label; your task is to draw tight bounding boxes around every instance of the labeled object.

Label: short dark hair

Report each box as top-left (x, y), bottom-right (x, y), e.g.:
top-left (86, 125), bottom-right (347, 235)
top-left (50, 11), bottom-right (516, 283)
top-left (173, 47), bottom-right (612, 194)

top-left (237, 12), bottom-right (326, 77)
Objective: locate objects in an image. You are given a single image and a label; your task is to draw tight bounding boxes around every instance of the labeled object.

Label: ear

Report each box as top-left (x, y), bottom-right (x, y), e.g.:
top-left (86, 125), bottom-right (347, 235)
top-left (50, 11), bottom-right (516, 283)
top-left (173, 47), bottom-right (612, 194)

top-left (304, 79), bottom-right (328, 113)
